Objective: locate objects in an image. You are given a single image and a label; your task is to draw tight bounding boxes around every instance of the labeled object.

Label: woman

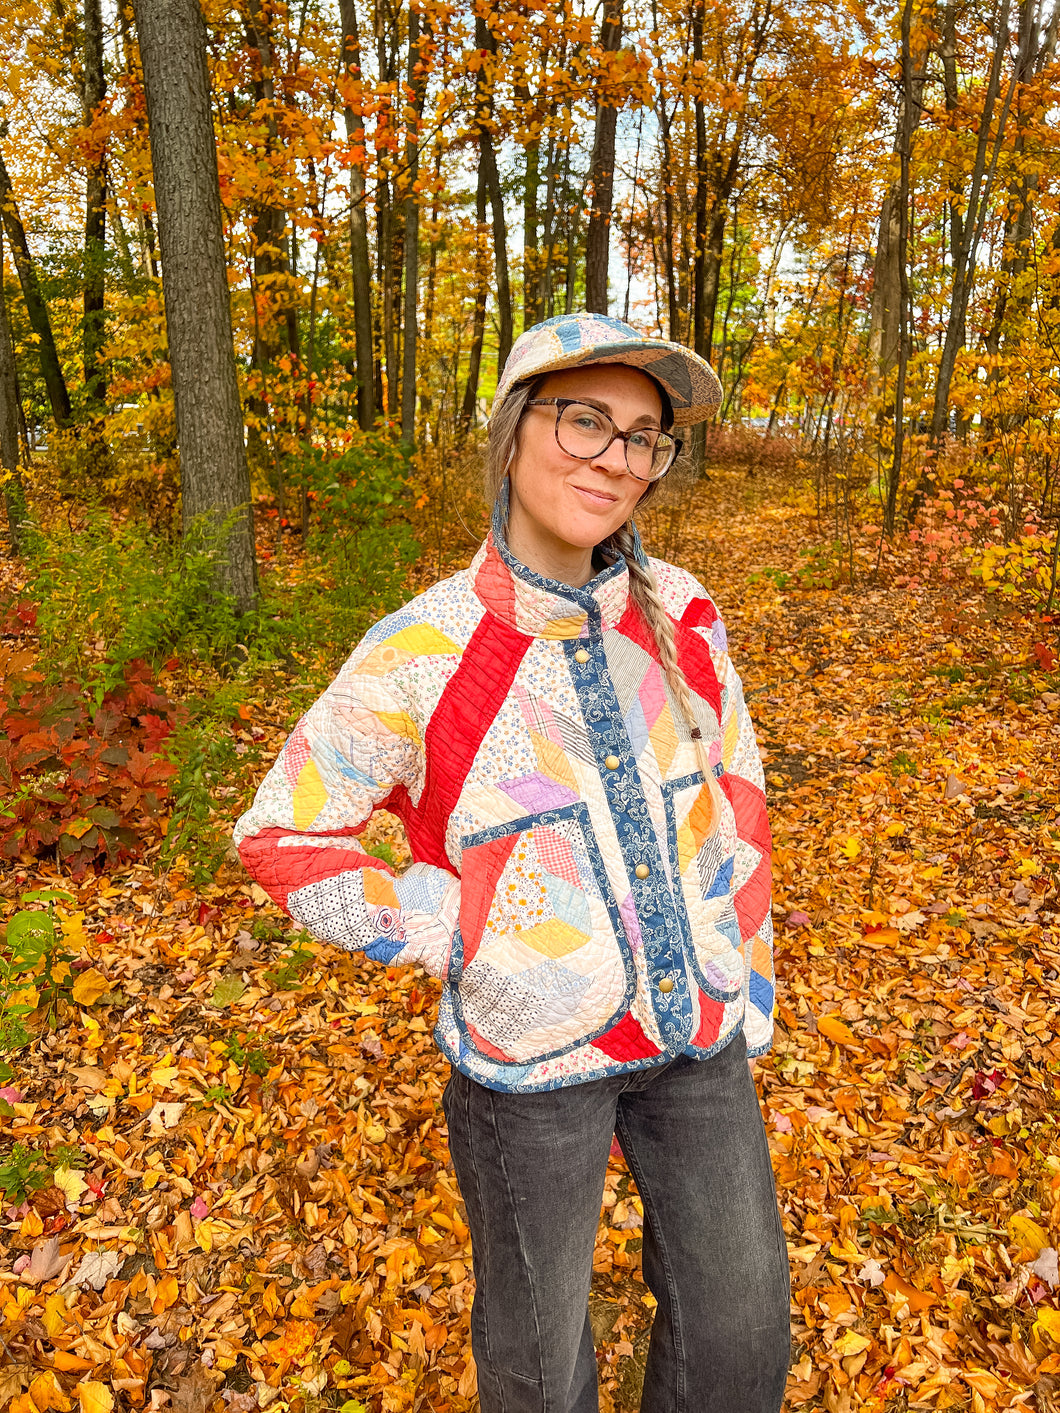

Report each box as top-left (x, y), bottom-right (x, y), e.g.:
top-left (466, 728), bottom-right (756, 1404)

top-left (235, 314), bottom-right (791, 1412)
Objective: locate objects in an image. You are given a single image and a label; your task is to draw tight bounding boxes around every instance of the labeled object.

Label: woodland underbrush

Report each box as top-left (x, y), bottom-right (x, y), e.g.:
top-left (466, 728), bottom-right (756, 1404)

top-left (0, 432), bottom-right (424, 887)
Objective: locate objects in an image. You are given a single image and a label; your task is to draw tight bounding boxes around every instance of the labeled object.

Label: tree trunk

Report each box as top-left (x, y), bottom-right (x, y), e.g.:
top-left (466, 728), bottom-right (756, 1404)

top-left (884, 0), bottom-right (915, 537)
top-left (0, 228), bottom-right (27, 554)
top-left (459, 159), bottom-right (489, 437)
top-left (867, 190), bottom-right (902, 385)
top-left (375, 3), bottom-right (402, 421)
top-left (339, 0), bottom-right (376, 429)
top-left (133, 0), bottom-right (257, 611)
top-left (652, 44), bottom-right (679, 336)
top-left (243, 0), bottom-right (299, 473)
top-left (691, 0), bottom-right (708, 354)
top-left (928, 0), bottom-right (1014, 445)
top-left (83, 0), bottom-right (107, 408)
top-left (474, 10), bottom-right (512, 368)
top-left (0, 151), bottom-right (73, 428)
top-left (868, 24), bottom-right (927, 400)
top-left (516, 64), bottom-right (543, 329)
top-left (983, 0), bottom-right (1053, 370)
top-left (400, 9), bottom-right (427, 449)
top-left (584, 0), bottom-right (624, 314)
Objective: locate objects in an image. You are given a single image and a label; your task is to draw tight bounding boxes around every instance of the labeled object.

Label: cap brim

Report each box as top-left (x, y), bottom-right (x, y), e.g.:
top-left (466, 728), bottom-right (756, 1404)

top-left (496, 338), bottom-right (722, 427)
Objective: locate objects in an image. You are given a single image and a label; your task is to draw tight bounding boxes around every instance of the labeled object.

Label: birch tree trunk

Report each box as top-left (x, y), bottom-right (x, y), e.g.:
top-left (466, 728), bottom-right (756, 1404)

top-left (133, 0), bottom-right (257, 611)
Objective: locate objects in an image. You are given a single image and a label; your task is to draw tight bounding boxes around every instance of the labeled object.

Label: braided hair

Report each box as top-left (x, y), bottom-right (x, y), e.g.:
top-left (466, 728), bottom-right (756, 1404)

top-left (486, 376), bottom-right (722, 833)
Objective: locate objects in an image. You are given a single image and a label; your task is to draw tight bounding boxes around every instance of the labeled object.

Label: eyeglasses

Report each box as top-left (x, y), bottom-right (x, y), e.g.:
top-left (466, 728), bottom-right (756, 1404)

top-left (527, 398), bottom-right (681, 482)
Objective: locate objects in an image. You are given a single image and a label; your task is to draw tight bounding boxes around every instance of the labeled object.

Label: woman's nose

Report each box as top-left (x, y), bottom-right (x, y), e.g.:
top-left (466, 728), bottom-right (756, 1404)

top-left (590, 436), bottom-right (630, 475)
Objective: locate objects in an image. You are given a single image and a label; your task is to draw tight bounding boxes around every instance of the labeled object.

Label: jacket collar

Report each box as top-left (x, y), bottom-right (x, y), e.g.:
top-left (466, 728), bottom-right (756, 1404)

top-left (468, 494), bottom-right (637, 639)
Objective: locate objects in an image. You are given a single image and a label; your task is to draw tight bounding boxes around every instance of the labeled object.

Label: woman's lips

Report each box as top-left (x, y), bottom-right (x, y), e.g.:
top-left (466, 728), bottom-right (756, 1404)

top-left (571, 483), bottom-right (618, 507)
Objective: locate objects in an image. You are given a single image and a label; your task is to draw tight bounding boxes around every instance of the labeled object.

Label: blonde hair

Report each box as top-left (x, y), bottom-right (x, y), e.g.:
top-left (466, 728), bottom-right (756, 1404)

top-left (486, 377), bottom-right (723, 831)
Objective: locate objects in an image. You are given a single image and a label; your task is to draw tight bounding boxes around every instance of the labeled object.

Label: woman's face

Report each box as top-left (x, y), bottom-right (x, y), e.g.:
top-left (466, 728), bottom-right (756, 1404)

top-left (506, 363), bottom-right (662, 586)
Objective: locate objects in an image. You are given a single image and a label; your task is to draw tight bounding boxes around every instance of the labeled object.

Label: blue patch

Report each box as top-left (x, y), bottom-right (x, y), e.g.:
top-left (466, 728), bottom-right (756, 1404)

top-left (363, 935), bottom-right (407, 964)
top-left (749, 970), bottom-right (774, 1015)
top-left (703, 855), bottom-right (734, 901)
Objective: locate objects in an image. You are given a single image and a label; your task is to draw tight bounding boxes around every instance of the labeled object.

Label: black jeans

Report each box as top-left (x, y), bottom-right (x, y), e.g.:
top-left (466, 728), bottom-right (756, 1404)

top-left (442, 1033), bottom-right (791, 1413)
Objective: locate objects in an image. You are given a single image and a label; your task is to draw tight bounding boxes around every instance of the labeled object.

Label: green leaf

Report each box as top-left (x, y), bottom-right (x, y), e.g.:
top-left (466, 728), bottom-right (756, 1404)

top-left (210, 975), bottom-right (247, 1008)
top-left (20, 889), bottom-right (75, 905)
top-left (5, 910), bottom-right (57, 967)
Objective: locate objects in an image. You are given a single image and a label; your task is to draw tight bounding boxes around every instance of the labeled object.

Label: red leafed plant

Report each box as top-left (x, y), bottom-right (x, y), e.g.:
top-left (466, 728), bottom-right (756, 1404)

top-left (0, 652), bottom-right (180, 874)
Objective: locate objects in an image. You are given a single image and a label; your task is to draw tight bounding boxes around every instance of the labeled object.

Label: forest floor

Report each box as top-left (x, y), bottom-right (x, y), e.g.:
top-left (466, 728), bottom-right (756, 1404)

top-left (1, 465), bottom-right (1059, 1413)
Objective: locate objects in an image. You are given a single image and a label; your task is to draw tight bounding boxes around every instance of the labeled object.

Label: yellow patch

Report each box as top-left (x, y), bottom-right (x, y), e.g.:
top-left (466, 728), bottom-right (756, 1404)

top-left (532, 735), bottom-right (579, 790)
top-left (649, 704), bottom-right (679, 776)
top-left (676, 821), bottom-right (697, 872)
top-left (517, 918), bottom-right (588, 959)
top-left (376, 710), bottom-right (422, 748)
top-left (722, 709), bottom-right (739, 767)
top-left (752, 937), bottom-right (770, 976)
top-left (540, 613), bottom-right (588, 640)
top-left (686, 782), bottom-right (715, 852)
top-left (293, 757), bottom-right (328, 830)
top-left (385, 625), bottom-right (459, 655)
top-left (362, 869), bottom-right (400, 909)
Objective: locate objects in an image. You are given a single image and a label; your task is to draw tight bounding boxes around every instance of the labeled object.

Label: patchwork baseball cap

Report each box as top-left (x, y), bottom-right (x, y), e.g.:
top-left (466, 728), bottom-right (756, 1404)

top-left (491, 314), bottom-right (722, 427)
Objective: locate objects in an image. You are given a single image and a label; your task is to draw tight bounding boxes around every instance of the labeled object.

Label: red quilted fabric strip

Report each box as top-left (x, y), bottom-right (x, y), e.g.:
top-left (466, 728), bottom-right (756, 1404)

top-left (720, 771), bottom-right (771, 855)
top-left (464, 1020), bottom-right (514, 1063)
top-left (616, 600), bottom-right (722, 721)
top-left (237, 825), bottom-right (391, 911)
top-left (401, 613), bottom-right (533, 868)
top-left (459, 832), bottom-right (521, 964)
top-left (732, 848), bottom-right (771, 940)
top-left (680, 595), bottom-right (719, 631)
top-left (591, 1009), bottom-right (660, 1062)
top-left (693, 990), bottom-right (724, 1048)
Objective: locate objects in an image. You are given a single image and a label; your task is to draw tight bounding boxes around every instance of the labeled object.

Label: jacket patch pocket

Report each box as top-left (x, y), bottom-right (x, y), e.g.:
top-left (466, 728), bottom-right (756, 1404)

top-left (454, 803), bottom-right (633, 1064)
top-left (665, 775), bottom-right (743, 1001)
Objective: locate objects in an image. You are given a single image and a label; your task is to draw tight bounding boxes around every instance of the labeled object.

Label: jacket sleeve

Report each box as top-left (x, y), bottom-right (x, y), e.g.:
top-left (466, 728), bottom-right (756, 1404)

top-left (680, 587), bottom-right (775, 1056)
top-left (233, 647), bottom-right (460, 979)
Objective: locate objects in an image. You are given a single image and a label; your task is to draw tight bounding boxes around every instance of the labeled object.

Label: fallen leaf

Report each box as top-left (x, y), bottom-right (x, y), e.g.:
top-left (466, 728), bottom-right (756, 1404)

top-left (27, 1371), bottom-right (72, 1412)
top-left (71, 968), bottom-right (111, 1006)
top-left (147, 1101), bottom-right (186, 1132)
top-left (24, 1237), bottom-right (71, 1284)
top-left (211, 975), bottom-right (246, 1007)
top-left (66, 1250), bottom-right (123, 1291)
top-left (1009, 1213), bottom-right (1049, 1257)
top-left (75, 1383), bottom-right (114, 1413)
top-left (816, 1014), bottom-right (862, 1048)
top-left (1028, 1247), bottom-right (1059, 1287)
top-left (53, 1167), bottom-right (88, 1208)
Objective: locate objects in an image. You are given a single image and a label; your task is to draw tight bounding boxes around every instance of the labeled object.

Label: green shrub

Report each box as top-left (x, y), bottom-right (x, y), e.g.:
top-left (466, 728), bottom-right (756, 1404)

top-left (297, 433), bottom-right (421, 664)
top-left (24, 513), bottom-right (251, 689)
top-left (0, 891), bottom-right (77, 1083)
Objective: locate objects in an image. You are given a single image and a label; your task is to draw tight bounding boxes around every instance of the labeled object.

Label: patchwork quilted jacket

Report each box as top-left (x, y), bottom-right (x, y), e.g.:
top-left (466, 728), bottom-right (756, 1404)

top-left (234, 518), bottom-right (775, 1093)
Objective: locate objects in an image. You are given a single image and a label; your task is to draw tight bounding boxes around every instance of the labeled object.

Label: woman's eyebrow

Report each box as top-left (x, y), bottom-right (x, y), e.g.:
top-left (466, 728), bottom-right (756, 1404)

top-left (572, 396), bottom-right (661, 426)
